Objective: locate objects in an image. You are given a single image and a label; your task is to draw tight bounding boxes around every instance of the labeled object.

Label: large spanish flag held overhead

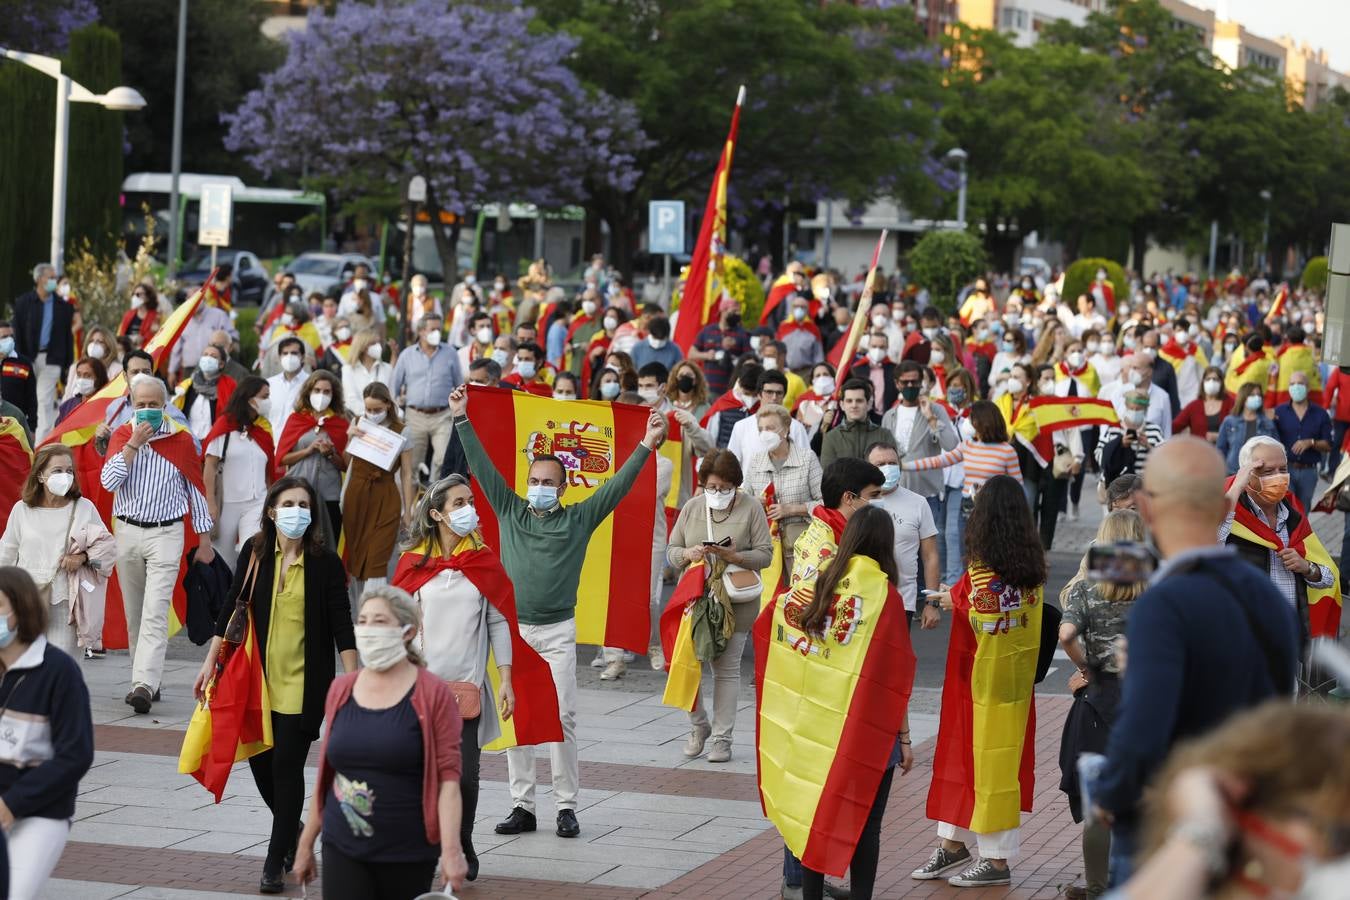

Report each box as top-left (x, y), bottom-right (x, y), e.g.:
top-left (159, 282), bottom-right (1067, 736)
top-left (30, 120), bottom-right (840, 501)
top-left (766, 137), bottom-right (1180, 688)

top-left (672, 86), bottom-right (745, 353)
top-left (393, 533), bottom-right (562, 751)
top-left (1028, 396), bottom-right (1118, 435)
top-left (927, 564), bottom-right (1040, 834)
top-left (755, 554), bottom-right (915, 877)
top-left (465, 385), bottom-right (657, 652)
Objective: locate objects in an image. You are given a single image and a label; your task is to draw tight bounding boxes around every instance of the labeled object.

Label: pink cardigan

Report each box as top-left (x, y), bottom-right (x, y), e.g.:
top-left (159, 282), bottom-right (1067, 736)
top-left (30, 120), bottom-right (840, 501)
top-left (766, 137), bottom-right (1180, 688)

top-left (314, 667), bottom-right (463, 846)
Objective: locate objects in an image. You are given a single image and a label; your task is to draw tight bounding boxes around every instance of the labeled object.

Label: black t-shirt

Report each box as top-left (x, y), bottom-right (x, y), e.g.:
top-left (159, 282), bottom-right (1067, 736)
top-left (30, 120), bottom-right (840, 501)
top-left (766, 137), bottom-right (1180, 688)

top-left (322, 688), bottom-right (436, 863)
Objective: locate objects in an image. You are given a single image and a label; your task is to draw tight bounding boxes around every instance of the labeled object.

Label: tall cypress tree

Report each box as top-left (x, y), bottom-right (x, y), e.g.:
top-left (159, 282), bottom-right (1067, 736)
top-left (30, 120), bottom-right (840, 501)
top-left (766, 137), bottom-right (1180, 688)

top-left (65, 25), bottom-right (124, 261)
top-left (0, 65), bottom-right (55, 307)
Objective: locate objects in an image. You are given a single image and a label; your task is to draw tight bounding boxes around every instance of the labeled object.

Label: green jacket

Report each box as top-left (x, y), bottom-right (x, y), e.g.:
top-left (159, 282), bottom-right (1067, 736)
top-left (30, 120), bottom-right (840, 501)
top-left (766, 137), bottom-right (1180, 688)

top-left (820, 417), bottom-right (895, 467)
top-left (456, 417), bottom-right (652, 625)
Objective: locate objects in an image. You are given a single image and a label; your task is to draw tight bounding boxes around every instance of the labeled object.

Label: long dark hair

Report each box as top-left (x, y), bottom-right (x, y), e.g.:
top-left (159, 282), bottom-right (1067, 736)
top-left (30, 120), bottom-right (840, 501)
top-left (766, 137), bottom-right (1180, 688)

top-left (801, 506), bottom-right (898, 635)
top-left (250, 475), bottom-right (327, 556)
top-left (963, 474), bottom-right (1046, 589)
top-left (224, 375), bottom-right (268, 430)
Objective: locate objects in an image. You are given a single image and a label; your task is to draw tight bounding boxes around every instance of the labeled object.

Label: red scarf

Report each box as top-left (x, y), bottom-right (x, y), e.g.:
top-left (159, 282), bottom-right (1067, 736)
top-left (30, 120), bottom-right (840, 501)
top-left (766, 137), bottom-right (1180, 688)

top-left (118, 307), bottom-right (159, 344)
top-left (274, 412), bottom-right (349, 469)
top-left (775, 319), bottom-right (821, 341)
top-left (700, 391), bottom-right (756, 429)
top-left (1161, 338), bottom-right (1196, 361)
top-left (564, 313), bottom-right (596, 345)
top-left (202, 414), bottom-right (277, 484)
top-left (392, 541), bottom-right (562, 746)
top-left (1235, 351), bottom-right (1266, 376)
top-left (107, 423), bottom-right (206, 499)
top-left (809, 505), bottom-right (848, 544)
top-left (967, 339), bottom-right (997, 363)
top-left (1057, 360), bottom-right (1087, 378)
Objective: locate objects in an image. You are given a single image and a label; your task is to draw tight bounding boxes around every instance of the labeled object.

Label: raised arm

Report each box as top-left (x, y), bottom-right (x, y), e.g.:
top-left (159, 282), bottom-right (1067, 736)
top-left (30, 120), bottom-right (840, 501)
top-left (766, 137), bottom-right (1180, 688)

top-left (903, 442), bottom-right (965, 472)
top-left (574, 410), bottom-right (664, 531)
top-left (449, 386), bottom-right (521, 518)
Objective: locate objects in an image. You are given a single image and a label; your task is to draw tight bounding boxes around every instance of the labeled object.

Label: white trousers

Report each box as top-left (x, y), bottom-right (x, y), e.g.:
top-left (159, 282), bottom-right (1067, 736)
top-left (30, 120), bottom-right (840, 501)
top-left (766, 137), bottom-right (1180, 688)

top-left (34, 351), bottom-right (59, 440)
top-left (938, 820), bottom-right (1022, 861)
top-left (214, 498), bottom-right (264, 570)
top-left (506, 618), bottom-right (579, 813)
top-left (689, 629), bottom-right (749, 741)
top-left (8, 816), bottom-right (70, 900)
top-left (404, 408), bottom-right (454, 477)
top-left (115, 521), bottom-right (185, 691)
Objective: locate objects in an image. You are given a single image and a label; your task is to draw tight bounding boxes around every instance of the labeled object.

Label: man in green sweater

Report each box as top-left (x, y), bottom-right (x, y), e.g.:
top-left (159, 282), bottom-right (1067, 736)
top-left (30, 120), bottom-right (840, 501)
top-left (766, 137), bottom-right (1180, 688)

top-left (820, 378), bottom-right (896, 466)
top-left (447, 384), bottom-right (666, 840)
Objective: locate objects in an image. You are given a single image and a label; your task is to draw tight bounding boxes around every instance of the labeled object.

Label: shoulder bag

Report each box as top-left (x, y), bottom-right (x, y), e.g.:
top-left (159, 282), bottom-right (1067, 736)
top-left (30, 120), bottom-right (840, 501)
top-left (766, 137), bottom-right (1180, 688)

top-left (707, 494), bottom-right (762, 602)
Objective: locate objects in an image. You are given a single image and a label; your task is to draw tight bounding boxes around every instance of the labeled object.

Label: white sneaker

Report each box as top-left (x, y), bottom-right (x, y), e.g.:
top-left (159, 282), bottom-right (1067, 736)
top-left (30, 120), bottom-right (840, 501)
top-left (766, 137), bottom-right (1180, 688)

top-left (1067, 503), bottom-right (1080, 522)
top-left (590, 650), bottom-right (606, 668)
top-left (683, 724), bottom-right (712, 758)
top-left (599, 659), bottom-right (626, 681)
top-left (649, 644), bottom-right (665, 671)
top-left (707, 737), bottom-right (732, 763)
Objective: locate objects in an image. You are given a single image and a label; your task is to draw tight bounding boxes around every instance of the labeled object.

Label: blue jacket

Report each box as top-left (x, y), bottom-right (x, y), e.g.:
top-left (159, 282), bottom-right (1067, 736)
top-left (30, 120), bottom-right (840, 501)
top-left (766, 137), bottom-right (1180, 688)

top-left (1215, 412), bottom-right (1277, 474)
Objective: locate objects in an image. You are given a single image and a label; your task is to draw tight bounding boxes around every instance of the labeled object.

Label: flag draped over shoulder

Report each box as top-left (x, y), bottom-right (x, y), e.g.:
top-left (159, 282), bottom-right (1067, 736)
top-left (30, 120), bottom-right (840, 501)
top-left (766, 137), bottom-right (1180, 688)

top-left (672, 87), bottom-right (745, 353)
top-left (466, 386), bottom-right (656, 652)
top-left (1226, 484), bottom-right (1341, 639)
top-left (927, 565), bottom-right (1040, 833)
top-left (1273, 342), bottom-right (1323, 406)
top-left (759, 483), bottom-right (783, 611)
top-left (0, 418), bottom-right (33, 536)
top-left (659, 562), bottom-right (708, 712)
top-left (392, 534), bottom-right (562, 749)
top-left (755, 554), bottom-right (914, 877)
top-left (178, 611), bottom-right (272, 801)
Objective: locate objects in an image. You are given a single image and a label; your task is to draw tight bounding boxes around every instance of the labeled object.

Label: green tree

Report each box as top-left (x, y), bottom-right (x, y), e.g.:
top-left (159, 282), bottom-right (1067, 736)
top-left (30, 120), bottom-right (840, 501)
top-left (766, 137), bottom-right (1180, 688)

top-left (0, 64), bottom-right (54, 302)
top-left (1062, 258), bottom-right (1127, 308)
top-left (65, 25), bottom-right (123, 260)
top-left (906, 230), bottom-right (987, 312)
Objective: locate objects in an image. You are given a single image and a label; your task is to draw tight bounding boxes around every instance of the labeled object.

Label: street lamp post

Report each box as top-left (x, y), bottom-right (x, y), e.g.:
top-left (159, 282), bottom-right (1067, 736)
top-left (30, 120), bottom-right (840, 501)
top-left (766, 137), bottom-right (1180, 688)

top-left (1259, 188), bottom-right (1272, 275)
top-left (946, 147), bottom-right (968, 230)
top-left (0, 46), bottom-right (146, 274)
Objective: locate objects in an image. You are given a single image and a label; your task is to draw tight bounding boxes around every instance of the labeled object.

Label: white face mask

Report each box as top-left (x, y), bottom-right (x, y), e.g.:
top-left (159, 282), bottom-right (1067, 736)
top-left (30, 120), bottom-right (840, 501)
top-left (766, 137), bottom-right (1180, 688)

top-left (198, 356), bottom-right (220, 376)
top-left (74, 377), bottom-right (96, 396)
top-left (1085, 341), bottom-right (1100, 355)
top-left (366, 343), bottom-right (383, 361)
top-left (280, 354), bottom-right (303, 374)
top-left (425, 330), bottom-right (442, 346)
top-left (762, 357), bottom-right (779, 371)
top-left (705, 488), bottom-right (735, 511)
top-left (867, 347), bottom-right (885, 364)
top-left (757, 430), bottom-right (783, 452)
top-left (1006, 377), bottom-right (1025, 395)
top-left (1067, 351), bottom-right (1084, 369)
top-left (491, 349), bottom-right (510, 367)
top-left (309, 391), bottom-right (332, 412)
top-left (515, 360), bottom-right (537, 380)
top-left (412, 283), bottom-right (426, 297)
top-left (638, 387), bottom-right (660, 403)
top-left (647, 335), bottom-right (667, 349)
top-left (750, 335), bottom-right (763, 352)
top-left (792, 307), bottom-right (807, 321)
top-left (922, 327), bottom-right (939, 340)
top-left (959, 416), bottom-right (977, 441)
top-left (1128, 369), bottom-right (1145, 387)
top-left (1204, 379), bottom-right (1223, 396)
top-left (812, 375), bottom-right (835, 396)
top-left (929, 349), bottom-right (945, 365)
top-left (603, 316), bottom-right (619, 332)
top-left (872, 313), bottom-right (889, 329)
top-left (599, 381), bottom-right (620, 400)
top-left (335, 326), bottom-right (352, 342)
top-left (353, 624), bottom-right (410, 671)
top-left (582, 300), bottom-right (598, 316)
top-left (44, 472), bottom-right (75, 497)
top-left (352, 278), bottom-right (368, 293)
top-left (553, 391), bottom-right (575, 401)
top-left (279, 313), bottom-right (295, 327)
top-left (56, 283), bottom-right (71, 299)
top-left (365, 409), bottom-right (387, 424)
top-left (475, 326), bottom-right (493, 345)
top-left (86, 342), bottom-right (106, 359)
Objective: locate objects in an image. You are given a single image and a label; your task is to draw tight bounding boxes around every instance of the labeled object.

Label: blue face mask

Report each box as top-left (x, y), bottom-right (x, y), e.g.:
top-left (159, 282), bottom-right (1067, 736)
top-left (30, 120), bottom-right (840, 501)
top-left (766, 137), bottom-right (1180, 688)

top-left (1289, 383), bottom-right (1309, 403)
top-left (134, 408), bottom-right (164, 430)
top-left (947, 387), bottom-right (968, 406)
top-left (44, 278), bottom-right (57, 293)
top-left (879, 463), bottom-right (902, 492)
top-left (527, 484), bottom-right (559, 510)
top-left (0, 613), bottom-right (13, 649)
top-left (599, 382), bottom-right (620, 400)
top-left (274, 505), bottom-right (311, 539)
top-left (0, 337), bottom-right (13, 356)
top-left (448, 504), bottom-right (479, 536)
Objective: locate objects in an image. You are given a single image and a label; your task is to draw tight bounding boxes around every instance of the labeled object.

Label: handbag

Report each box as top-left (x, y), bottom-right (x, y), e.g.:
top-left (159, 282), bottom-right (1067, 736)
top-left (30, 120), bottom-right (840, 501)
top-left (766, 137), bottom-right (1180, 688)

top-left (1052, 444), bottom-right (1075, 480)
top-left (1336, 486), bottom-right (1350, 512)
top-left (706, 495), bottom-right (762, 602)
top-left (445, 681), bottom-right (482, 719)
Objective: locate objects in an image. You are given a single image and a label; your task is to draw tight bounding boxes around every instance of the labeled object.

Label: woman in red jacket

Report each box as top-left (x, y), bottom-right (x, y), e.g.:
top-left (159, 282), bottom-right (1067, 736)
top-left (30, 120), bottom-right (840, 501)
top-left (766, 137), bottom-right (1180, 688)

top-left (1171, 365), bottom-right (1231, 443)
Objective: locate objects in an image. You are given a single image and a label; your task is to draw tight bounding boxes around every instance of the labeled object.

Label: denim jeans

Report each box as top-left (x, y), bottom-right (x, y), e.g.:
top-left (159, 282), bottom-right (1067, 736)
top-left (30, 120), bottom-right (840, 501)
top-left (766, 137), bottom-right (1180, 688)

top-left (942, 485), bottom-right (966, 585)
top-left (1290, 465), bottom-right (1319, 518)
top-left (783, 846), bottom-right (803, 887)
top-left (1107, 820), bottom-right (1139, 888)
top-left (1328, 420), bottom-right (1350, 475)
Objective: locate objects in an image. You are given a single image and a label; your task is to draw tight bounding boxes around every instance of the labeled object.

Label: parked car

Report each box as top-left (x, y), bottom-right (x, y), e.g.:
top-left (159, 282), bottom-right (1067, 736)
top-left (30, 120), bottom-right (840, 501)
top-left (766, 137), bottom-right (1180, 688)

top-left (284, 252), bottom-right (379, 298)
top-left (178, 249), bottom-right (269, 305)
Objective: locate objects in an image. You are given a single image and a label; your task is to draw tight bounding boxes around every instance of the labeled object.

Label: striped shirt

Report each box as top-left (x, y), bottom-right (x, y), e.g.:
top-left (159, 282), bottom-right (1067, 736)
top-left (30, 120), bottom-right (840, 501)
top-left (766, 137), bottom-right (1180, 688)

top-left (100, 425), bottom-right (214, 533)
top-left (903, 439), bottom-right (1022, 497)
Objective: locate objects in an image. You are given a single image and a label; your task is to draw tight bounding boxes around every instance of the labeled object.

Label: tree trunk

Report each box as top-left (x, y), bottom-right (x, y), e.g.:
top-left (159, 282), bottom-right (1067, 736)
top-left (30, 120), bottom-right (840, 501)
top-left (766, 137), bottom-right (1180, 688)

top-left (1130, 223), bottom-right (1149, 277)
top-left (424, 184), bottom-right (460, 287)
top-left (1063, 226), bottom-right (1084, 265)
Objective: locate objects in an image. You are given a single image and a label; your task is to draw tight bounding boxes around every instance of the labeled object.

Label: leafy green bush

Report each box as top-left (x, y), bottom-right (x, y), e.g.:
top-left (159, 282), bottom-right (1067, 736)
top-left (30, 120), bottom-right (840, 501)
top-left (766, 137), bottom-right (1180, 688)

top-left (1062, 258), bottom-right (1127, 309)
top-left (235, 307), bottom-right (259, 367)
top-left (906, 230), bottom-right (987, 312)
top-left (1301, 256), bottom-right (1328, 294)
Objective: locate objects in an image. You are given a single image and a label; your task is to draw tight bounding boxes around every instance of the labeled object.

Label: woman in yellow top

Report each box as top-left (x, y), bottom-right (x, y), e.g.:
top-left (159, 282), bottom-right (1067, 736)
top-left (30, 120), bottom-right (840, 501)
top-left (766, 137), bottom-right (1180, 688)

top-left (192, 476), bottom-right (358, 894)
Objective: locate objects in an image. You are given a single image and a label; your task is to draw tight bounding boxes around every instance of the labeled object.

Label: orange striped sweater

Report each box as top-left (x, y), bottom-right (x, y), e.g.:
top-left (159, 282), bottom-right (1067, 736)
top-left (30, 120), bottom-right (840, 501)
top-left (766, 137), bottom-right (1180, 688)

top-left (905, 439), bottom-right (1023, 497)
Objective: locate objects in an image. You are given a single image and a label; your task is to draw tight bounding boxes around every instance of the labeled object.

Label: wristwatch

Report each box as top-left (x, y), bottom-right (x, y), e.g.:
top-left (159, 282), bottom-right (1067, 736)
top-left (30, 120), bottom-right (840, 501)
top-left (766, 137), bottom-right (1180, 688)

top-left (1306, 562), bottom-right (1322, 582)
top-left (927, 598), bottom-right (941, 609)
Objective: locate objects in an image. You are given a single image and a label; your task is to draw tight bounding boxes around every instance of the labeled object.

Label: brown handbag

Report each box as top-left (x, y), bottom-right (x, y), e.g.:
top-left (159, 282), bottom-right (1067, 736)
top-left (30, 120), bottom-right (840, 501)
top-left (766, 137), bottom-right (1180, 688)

top-left (446, 681), bottom-right (482, 719)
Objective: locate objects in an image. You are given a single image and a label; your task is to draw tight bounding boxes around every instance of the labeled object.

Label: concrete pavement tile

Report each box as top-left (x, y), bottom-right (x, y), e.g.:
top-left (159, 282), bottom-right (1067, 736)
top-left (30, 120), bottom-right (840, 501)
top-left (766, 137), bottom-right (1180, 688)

top-left (588, 864), bottom-right (688, 888)
top-left (81, 785), bottom-right (223, 810)
top-left (70, 820), bottom-right (205, 848)
top-left (475, 852), bottom-right (617, 882)
top-left (85, 802), bottom-right (275, 835)
top-left (591, 825), bottom-right (737, 851)
top-left (575, 741), bottom-right (689, 767)
top-left (482, 830), bottom-right (718, 869)
top-left (73, 800), bottom-right (121, 821)
top-left (575, 690), bottom-right (648, 715)
top-left (166, 831), bottom-right (272, 854)
top-left (42, 879), bottom-right (136, 899)
top-left (575, 724), bottom-right (698, 746)
top-left (121, 889), bottom-right (277, 900)
top-left (557, 805), bottom-right (712, 836)
top-left (677, 820), bottom-right (773, 847)
top-left (595, 791), bottom-right (765, 821)
top-left (674, 751), bottom-right (757, 775)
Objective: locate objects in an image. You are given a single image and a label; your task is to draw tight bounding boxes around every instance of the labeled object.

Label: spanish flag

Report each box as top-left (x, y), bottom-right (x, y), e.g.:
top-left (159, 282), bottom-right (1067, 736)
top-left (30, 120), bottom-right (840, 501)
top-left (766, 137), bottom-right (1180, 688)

top-left (1264, 283), bottom-right (1289, 324)
top-left (658, 412), bottom-right (685, 534)
top-left (1225, 345), bottom-right (1273, 397)
top-left (759, 483), bottom-right (784, 610)
top-left (465, 386), bottom-right (656, 652)
top-left (1226, 485), bottom-right (1341, 639)
top-left (672, 86), bottom-right (745, 353)
top-left (392, 533), bottom-right (563, 750)
top-left (659, 562), bottom-right (708, 712)
top-left (1273, 341), bottom-right (1323, 406)
top-left (1028, 396), bottom-right (1119, 436)
top-left (0, 417), bottom-right (33, 536)
top-left (927, 564), bottom-right (1040, 833)
top-left (759, 273), bottom-right (799, 326)
top-left (996, 393), bottom-right (1051, 467)
top-left (178, 610), bottom-right (273, 802)
top-left (755, 554), bottom-right (914, 876)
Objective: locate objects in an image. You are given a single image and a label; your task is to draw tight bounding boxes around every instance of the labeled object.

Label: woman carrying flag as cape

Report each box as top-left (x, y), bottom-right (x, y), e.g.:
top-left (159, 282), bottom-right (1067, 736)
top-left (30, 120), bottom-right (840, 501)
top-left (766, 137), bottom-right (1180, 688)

top-left (392, 474), bottom-right (562, 883)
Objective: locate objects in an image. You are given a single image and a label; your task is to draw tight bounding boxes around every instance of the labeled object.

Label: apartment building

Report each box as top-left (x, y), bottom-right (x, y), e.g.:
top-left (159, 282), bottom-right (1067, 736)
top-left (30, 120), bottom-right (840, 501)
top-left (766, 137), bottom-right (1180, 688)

top-left (1281, 39), bottom-right (1348, 112)
top-left (1212, 19), bottom-right (1286, 80)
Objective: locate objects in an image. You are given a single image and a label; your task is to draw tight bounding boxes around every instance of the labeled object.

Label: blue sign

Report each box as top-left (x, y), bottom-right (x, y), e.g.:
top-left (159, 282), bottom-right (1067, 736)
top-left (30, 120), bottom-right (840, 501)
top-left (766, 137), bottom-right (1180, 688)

top-left (648, 200), bottom-right (686, 255)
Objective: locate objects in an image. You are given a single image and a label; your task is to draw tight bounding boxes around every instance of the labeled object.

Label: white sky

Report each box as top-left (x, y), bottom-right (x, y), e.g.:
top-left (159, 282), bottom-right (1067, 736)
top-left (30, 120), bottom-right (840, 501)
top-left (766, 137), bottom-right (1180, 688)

top-left (1191, 0), bottom-right (1350, 72)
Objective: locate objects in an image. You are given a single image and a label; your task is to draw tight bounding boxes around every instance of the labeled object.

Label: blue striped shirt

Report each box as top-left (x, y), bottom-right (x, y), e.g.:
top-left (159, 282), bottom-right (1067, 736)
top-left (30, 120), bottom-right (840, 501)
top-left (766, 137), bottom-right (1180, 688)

top-left (100, 424), bottom-right (214, 533)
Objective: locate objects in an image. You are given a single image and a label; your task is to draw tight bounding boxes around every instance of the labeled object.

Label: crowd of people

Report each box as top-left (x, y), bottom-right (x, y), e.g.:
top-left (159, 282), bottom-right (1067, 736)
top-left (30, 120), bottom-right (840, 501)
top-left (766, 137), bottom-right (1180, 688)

top-left (0, 254), bottom-right (1343, 900)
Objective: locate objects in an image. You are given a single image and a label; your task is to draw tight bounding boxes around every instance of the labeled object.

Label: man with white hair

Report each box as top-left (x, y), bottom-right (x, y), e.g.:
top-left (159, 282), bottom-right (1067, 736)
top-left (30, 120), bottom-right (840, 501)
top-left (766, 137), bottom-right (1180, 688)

top-left (101, 374), bottom-right (215, 714)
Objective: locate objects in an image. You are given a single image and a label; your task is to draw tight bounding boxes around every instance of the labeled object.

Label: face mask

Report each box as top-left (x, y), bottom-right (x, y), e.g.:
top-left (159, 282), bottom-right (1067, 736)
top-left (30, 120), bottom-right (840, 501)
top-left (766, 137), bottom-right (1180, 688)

top-left (791, 307), bottom-right (807, 322)
top-left (603, 317), bottom-right (619, 331)
top-left (899, 384), bottom-right (921, 403)
top-left (762, 357), bottom-right (779, 371)
top-left (582, 300), bottom-right (598, 316)
top-left (44, 472), bottom-right (74, 497)
top-left (44, 278), bottom-right (57, 293)
top-left (1122, 410), bottom-right (1145, 427)
top-left (1004, 314), bottom-right (1022, 327)
top-left (959, 416), bottom-right (977, 440)
top-left (638, 387), bottom-right (660, 404)
top-left (412, 283), bottom-right (426, 297)
top-left (279, 313), bottom-right (295, 328)
top-left (475, 326), bottom-right (493, 345)
top-left (813, 287), bottom-right (830, 301)
top-left (904, 321), bottom-right (918, 334)
top-left (1123, 336), bottom-right (1137, 350)
top-left (1001, 339), bottom-right (1016, 353)
top-left (1249, 472), bottom-right (1289, 505)
top-left (352, 279), bottom-right (368, 293)
top-left (1067, 351), bottom-right (1084, 369)
top-left (1006, 377), bottom-right (1025, 395)
top-left (269, 505), bottom-right (310, 541)
top-left (198, 356), bottom-right (220, 376)
top-left (354, 624), bottom-right (409, 672)
top-left (0, 337), bottom-right (13, 356)
top-left (491, 349), bottom-right (510, 367)
top-left (75, 377), bottom-right (96, 396)
top-left (1289, 383), bottom-right (1309, 403)
top-left (947, 386), bottom-right (967, 406)
top-left (812, 375), bottom-right (835, 396)
top-left (647, 336), bottom-right (667, 350)
top-left (0, 614), bottom-right (14, 649)
top-left (1203, 379), bottom-right (1222, 396)
top-left (365, 409), bottom-right (387, 425)
top-left (280, 354), bottom-right (303, 374)
top-left (871, 314), bottom-right (889, 329)
top-left (705, 488), bottom-right (734, 511)
top-left (599, 381), bottom-right (620, 400)
top-left (366, 343), bottom-right (384, 361)
top-left (515, 360), bottom-right (538, 381)
top-left (309, 391), bottom-right (332, 411)
top-left (1225, 343), bottom-right (1238, 356)
top-left (922, 327), bottom-right (939, 340)
top-left (425, 330), bottom-right (442, 346)
top-left (1245, 393), bottom-right (1264, 411)
top-left (1040, 379), bottom-right (1056, 394)
top-left (552, 391), bottom-right (575, 401)
top-left (527, 484), bottom-right (559, 510)
top-left (867, 347), bottom-right (885, 364)
top-left (134, 408), bottom-right (164, 430)
top-left (447, 504), bottom-right (479, 536)
top-left (748, 335), bottom-right (763, 353)
top-left (494, 280), bottom-right (506, 291)
top-left (335, 326), bottom-right (352, 342)
top-left (1175, 330), bottom-right (1190, 345)
top-left (1128, 369), bottom-right (1145, 387)
top-left (56, 283), bottom-right (71, 299)
top-left (676, 374), bottom-right (696, 394)
top-left (464, 274), bottom-right (477, 286)
top-left (86, 342), bottom-right (106, 359)
top-left (1085, 341), bottom-right (1100, 354)
top-left (879, 463), bottom-right (901, 492)
top-left (757, 430), bottom-right (783, 452)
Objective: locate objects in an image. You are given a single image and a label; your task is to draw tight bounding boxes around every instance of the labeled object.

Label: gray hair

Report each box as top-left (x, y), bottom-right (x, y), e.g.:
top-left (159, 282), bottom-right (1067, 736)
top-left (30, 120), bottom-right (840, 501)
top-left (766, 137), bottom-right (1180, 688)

top-left (32, 262), bottom-right (54, 282)
top-left (129, 372), bottom-right (168, 404)
top-left (755, 403), bottom-right (791, 431)
top-left (403, 474), bottom-right (470, 552)
top-left (358, 585), bottom-right (425, 667)
top-left (1238, 434), bottom-right (1286, 469)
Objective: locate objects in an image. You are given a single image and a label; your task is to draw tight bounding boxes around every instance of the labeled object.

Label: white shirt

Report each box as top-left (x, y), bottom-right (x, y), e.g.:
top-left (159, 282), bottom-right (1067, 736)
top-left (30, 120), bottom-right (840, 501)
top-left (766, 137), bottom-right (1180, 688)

top-left (206, 430), bottom-right (270, 504)
top-left (266, 369), bottom-right (309, 436)
top-left (726, 414), bottom-right (811, 467)
top-left (872, 486), bottom-right (937, 612)
top-left (187, 394), bottom-right (213, 441)
top-left (342, 359), bottom-right (394, 412)
top-left (338, 289), bottom-right (385, 322)
top-left (1090, 351), bottom-right (1122, 385)
top-left (1070, 312), bottom-right (1106, 338)
top-left (1099, 379), bottom-right (1173, 439)
top-left (890, 404), bottom-right (919, 451)
top-left (0, 498), bottom-right (103, 604)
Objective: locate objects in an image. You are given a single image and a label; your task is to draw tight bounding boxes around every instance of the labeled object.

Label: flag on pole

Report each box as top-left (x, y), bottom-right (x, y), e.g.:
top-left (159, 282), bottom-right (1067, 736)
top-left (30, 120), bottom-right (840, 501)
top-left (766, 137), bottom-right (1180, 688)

top-left (658, 412), bottom-right (685, 534)
top-left (465, 386), bottom-right (657, 652)
top-left (1264, 282), bottom-right (1289, 324)
top-left (672, 87), bottom-right (746, 353)
top-left (824, 231), bottom-right (889, 379)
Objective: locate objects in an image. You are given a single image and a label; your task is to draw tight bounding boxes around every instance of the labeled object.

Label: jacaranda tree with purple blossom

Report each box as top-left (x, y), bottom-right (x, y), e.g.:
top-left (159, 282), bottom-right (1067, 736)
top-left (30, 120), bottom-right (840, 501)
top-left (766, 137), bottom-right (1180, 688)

top-left (0, 0), bottom-right (97, 55)
top-left (224, 0), bottom-right (645, 282)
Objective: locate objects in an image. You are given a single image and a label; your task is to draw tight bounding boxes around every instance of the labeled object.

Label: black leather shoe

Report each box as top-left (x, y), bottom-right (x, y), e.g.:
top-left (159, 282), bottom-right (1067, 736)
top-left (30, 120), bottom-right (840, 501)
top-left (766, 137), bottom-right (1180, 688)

top-left (556, 808), bottom-right (580, 838)
top-left (494, 806), bottom-right (537, 835)
top-left (259, 868), bottom-right (285, 894)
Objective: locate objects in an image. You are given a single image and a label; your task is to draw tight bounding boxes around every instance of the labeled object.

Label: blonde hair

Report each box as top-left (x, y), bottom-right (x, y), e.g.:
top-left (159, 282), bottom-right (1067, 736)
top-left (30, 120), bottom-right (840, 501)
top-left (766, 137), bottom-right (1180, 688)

top-left (755, 403), bottom-right (791, 432)
top-left (1059, 509), bottom-right (1147, 605)
top-left (348, 329), bottom-right (383, 365)
top-left (358, 585), bottom-right (425, 667)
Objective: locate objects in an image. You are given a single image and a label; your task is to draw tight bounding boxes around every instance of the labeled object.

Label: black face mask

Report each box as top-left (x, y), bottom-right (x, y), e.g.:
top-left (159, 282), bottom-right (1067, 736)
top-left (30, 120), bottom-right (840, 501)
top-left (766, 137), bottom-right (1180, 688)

top-left (899, 385), bottom-right (922, 404)
top-left (676, 375), bottom-right (696, 393)
top-left (725, 313), bottom-right (742, 329)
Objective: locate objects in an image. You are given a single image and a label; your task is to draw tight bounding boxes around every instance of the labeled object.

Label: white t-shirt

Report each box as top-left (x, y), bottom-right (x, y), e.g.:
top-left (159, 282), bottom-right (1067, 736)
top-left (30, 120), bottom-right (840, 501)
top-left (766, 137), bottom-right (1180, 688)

top-left (890, 404), bottom-right (919, 452)
top-left (873, 486), bottom-right (937, 611)
top-left (206, 431), bottom-right (270, 504)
